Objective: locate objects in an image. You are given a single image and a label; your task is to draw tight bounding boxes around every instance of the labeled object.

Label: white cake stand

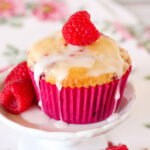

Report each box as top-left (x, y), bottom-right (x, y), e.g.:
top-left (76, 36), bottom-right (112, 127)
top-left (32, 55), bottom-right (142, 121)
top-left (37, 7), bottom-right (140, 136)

top-left (0, 83), bottom-right (135, 150)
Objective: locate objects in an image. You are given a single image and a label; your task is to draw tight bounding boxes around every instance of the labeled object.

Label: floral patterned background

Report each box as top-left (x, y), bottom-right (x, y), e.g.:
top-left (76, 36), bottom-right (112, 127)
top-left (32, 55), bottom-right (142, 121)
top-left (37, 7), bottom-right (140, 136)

top-left (0, 0), bottom-right (150, 149)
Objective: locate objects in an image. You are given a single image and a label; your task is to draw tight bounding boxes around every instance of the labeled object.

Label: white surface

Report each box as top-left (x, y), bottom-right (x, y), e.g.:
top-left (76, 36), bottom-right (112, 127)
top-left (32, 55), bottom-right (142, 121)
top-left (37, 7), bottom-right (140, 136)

top-left (116, 0), bottom-right (150, 26)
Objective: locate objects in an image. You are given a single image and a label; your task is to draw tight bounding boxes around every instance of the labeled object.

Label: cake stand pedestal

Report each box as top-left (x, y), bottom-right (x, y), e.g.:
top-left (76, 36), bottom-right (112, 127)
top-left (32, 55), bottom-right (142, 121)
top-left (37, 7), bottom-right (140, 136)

top-left (0, 83), bottom-right (135, 150)
top-left (18, 134), bottom-right (107, 150)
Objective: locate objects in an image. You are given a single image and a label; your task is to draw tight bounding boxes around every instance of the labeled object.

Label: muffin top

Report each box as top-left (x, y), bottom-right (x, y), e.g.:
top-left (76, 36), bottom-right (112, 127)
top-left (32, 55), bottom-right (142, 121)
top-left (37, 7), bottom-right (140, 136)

top-left (27, 31), bottom-right (131, 88)
top-left (27, 11), bottom-right (131, 89)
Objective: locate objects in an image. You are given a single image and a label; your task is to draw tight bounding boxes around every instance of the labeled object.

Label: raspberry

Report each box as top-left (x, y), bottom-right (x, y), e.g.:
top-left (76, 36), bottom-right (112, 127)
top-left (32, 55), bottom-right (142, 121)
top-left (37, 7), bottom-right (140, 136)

top-left (108, 141), bottom-right (114, 147)
top-left (4, 62), bottom-right (30, 84)
top-left (62, 11), bottom-right (101, 46)
top-left (0, 61), bottom-right (35, 114)
top-left (106, 144), bottom-right (128, 150)
top-left (0, 79), bottom-right (35, 114)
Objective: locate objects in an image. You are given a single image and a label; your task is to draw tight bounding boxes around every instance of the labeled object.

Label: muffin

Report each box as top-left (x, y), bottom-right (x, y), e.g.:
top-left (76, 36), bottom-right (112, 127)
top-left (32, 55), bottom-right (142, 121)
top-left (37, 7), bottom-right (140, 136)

top-left (27, 11), bottom-right (131, 124)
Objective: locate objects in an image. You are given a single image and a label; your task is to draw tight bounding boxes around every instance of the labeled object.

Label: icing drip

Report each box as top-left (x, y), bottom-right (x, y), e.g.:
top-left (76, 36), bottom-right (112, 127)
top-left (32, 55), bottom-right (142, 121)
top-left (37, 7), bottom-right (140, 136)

top-left (113, 81), bottom-right (121, 114)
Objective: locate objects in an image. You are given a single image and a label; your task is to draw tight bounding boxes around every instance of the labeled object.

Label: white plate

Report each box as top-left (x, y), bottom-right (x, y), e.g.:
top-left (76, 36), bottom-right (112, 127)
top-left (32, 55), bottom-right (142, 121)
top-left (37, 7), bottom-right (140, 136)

top-left (0, 83), bottom-right (135, 140)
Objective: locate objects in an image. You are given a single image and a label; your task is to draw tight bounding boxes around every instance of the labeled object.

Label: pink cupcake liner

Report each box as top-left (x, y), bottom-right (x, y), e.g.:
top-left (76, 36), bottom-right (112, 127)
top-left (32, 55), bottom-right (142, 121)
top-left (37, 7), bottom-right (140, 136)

top-left (29, 66), bottom-right (131, 124)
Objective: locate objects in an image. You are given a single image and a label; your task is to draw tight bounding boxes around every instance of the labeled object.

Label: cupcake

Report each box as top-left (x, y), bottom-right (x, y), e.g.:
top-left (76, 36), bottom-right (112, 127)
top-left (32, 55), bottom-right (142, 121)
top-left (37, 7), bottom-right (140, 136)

top-left (27, 11), bottom-right (131, 124)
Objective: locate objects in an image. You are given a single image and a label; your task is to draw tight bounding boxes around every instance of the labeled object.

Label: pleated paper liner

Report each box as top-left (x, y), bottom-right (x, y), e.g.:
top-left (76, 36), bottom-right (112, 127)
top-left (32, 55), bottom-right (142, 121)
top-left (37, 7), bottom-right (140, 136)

top-left (29, 66), bottom-right (131, 124)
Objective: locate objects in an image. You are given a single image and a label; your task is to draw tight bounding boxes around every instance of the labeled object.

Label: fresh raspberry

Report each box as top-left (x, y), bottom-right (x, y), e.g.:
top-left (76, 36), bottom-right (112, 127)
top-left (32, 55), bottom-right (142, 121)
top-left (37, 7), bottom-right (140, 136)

top-left (62, 11), bottom-right (101, 46)
top-left (0, 79), bottom-right (35, 114)
top-left (106, 144), bottom-right (128, 150)
top-left (0, 61), bottom-right (35, 114)
top-left (108, 141), bottom-right (114, 147)
top-left (4, 62), bottom-right (30, 84)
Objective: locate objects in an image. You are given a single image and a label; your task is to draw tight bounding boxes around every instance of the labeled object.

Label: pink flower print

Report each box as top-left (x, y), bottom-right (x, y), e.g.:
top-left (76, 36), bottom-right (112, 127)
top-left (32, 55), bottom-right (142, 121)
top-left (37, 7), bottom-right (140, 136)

top-left (33, 1), bottom-right (68, 21)
top-left (113, 22), bottom-right (133, 40)
top-left (146, 27), bottom-right (150, 40)
top-left (0, 0), bottom-right (25, 19)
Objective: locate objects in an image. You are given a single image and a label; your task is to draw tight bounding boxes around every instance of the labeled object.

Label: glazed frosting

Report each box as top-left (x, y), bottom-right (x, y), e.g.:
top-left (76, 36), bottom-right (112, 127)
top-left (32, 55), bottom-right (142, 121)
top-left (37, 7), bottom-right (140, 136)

top-left (27, 31), bottom-right (131, 109)
top-left (27, 32), bottom-right (130, 89)
top-left (33, 44), bottom-right (95, 91)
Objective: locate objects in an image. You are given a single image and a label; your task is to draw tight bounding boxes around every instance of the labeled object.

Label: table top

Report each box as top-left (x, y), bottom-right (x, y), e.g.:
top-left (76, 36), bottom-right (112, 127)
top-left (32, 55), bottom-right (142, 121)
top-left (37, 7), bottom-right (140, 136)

top-left (116, 0), bottom-right (150, 26)
top-left (0, 0), bottom-right (150, 149)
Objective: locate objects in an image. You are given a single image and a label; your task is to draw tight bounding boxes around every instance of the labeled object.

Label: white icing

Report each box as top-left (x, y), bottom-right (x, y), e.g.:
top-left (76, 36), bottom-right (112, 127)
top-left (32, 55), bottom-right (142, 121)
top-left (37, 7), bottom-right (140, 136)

top-left (38, 100), bottom-right (43, 108)
top-left (87, 54), bottom-right (123, 78)
top-left (115, 84), bottom-right (121, 101)
top-left (34, 45), bottom-right (95, 92)
top-left (113, 80), bottom-right (121, 114)
top-left (44, 55), bottom-right (95, 90)
top-left (33, 45), bottom-right (95, 115)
